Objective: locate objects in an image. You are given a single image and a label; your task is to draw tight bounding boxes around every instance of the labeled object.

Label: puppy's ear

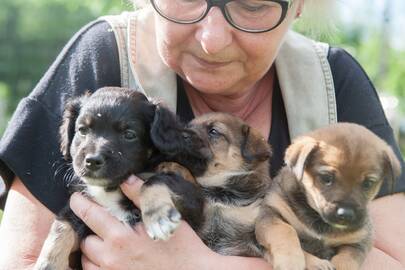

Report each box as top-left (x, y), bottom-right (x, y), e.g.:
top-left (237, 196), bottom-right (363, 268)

top-left (383, 146), bottom-right (401, 194)
top-left (285, 136), bottom-right (318, 180)
top-left (129, 91), bottom-right (157, 126)
top-left (59, 96), bottom-right (85, 160)
top-left (141, 101), bottom-right (157, 129)
top-left (241, 125), bottom-right (271, 163)
top-left (150, 105), bottom-right (186, 153)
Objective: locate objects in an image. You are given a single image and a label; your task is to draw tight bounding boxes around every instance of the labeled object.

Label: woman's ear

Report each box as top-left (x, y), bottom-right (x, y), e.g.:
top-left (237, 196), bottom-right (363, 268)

top-left (295, 0), bottom-right (304, 18)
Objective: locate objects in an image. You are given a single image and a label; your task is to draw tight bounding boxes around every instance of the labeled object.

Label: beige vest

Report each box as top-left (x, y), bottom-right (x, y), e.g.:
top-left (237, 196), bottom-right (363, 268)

top-left (100, 8), bottom-right (337, 139)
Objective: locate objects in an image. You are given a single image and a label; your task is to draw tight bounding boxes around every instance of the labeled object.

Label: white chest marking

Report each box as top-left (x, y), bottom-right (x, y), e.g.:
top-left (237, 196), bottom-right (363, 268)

top-left (86, 185), bottom-right (130, 223)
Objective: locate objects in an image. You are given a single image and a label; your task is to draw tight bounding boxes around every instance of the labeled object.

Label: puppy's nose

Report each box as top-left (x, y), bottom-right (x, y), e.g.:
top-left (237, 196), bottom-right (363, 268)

top-left (85, 154), bottom-right (105, 171)
top-left (335, 207), bottom-right (356, 224)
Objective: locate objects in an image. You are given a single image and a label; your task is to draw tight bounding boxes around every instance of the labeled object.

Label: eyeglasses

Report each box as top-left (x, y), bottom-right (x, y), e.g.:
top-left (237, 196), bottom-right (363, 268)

top-left (150, 0), bottom-right (292, 33)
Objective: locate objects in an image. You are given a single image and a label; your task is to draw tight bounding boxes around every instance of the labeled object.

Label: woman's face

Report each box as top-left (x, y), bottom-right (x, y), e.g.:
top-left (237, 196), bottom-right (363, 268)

top-left (153, 1), bottom-right (302, 96)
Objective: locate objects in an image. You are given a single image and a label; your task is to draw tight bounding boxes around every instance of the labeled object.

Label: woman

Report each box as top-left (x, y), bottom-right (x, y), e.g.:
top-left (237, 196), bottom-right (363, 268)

top-left (0, 0), bottom-right (404, 269)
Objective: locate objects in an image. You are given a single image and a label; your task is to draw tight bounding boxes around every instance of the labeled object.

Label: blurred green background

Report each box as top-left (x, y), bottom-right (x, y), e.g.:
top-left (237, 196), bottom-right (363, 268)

top-left (0, 0), bottom-right (404, 206)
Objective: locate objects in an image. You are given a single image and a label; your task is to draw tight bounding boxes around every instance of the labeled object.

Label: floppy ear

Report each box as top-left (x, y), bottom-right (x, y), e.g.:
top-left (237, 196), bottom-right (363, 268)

top-left (59, 96), bottom-right (86, 160)
top-left (383, 146), bottom-right (401, 194)
top-left (140, 101), bottom-right (157, 130)
top-left (129, 91), bottom-right (156, 125)
top-left (241, 125), bottom-right (271, 163)
top-left (150, 105), bottom-right (187, 153)
top-left (285, 136), bottom-right (318, 180)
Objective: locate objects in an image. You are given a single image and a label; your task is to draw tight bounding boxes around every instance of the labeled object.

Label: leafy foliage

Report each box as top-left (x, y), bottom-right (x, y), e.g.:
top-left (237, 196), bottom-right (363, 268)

top-left (0, 0), bottom-right (131, 121)
top-left (332, 28), bottom-right (405, 113)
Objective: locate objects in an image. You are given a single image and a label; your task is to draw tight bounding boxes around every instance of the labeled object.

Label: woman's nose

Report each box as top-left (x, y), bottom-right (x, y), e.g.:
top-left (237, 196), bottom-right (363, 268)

top-left (195, 7), bottom-right (233, 55)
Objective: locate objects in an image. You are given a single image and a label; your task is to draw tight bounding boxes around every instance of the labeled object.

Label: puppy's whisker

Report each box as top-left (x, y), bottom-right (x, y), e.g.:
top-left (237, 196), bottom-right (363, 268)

top-left (63, 168), bottom-right (77, 186)
top-left (76, 167), bottom-right (88, 179)
top-left (62, 169), bottom-right (73, 183)
top-left (53, 160), bottom-right (72, 177)
top-left (53, 161), bottom-right (79, 188)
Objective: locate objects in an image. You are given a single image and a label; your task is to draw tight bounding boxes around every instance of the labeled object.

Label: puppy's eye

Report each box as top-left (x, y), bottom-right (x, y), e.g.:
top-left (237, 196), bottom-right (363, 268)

top-left (208, 128), bottom-right (221, 138)
top-left (123, 130), bottom-right (137, 141)
top-left (319, 173), bottom-right (335, 186)
top-left (181, 131), bottom-right (192, 142)
top-left (78, 126), bottom-right (89, 136)
top-left (362, 178), bottom-right (377, 191)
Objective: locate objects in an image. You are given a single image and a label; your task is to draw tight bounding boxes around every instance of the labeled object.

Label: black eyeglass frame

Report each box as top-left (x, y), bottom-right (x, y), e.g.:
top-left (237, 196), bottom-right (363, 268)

top-left (150, 0), bottom-right (292, 33)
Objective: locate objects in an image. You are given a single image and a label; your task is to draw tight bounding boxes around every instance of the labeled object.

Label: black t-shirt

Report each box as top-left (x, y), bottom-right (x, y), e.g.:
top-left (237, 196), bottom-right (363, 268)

top-left (0, 20), bottom-right (404, 214)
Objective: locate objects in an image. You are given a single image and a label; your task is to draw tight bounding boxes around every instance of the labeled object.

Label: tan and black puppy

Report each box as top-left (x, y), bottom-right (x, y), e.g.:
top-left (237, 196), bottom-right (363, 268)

top-left (141, 109), bottom-right (272, 256)
top-left (255, 123), bottom-right (401, 270)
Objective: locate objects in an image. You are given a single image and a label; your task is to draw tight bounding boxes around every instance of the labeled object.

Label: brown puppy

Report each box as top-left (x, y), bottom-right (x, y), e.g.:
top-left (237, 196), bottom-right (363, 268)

top-left (141, 111), bottom-right (272, 256)
top-left (255, 123), bottom-right (401, 270)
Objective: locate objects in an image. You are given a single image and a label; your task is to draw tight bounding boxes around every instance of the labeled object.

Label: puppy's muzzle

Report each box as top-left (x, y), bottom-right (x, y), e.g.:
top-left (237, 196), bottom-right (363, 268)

top-left (181, 130), bottom-right (212, 159)
top-left (85, 153), bottom-right (106, 172)
top-left (324, 203), bottom-right (363, 229)
top-left (335, 207), bottom-right (356, 223)
top-left (80, 148), bottom-right (112, 180)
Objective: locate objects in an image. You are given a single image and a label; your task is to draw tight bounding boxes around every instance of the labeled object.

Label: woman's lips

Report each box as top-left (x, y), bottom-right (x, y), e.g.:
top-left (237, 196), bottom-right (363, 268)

top-left (192, 55), bottom-right (232, 69)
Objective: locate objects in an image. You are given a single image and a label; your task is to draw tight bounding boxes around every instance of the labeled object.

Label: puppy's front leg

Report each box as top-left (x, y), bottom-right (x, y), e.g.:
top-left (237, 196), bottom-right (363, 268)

top-left (256, 210), bottom-right (305, 270)
top-left (155, 162), bottom-right (196, 185)
top-left (140, 171), bottom-right (204, 241)
top-left (331, 244), bottom-right (368, 270)
top-left (140, 180), bottom-right (182, 241)
top-left (304, 251), bottom-right (335, 270)
top-left (34, 219), bottom-right (79, 270)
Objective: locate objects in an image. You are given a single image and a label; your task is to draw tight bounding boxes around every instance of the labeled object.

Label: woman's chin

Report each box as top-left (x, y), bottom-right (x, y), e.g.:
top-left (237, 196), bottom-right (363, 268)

top-left (179, 60), bottom-right (246, 95)
top-left (184, 74), bottom-right (243, 96)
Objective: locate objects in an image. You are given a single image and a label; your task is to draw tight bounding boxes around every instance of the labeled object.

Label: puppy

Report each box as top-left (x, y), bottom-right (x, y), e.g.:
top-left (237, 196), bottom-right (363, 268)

top-left (141, 108), bottom-right (272, 256)
top-left (255, 123), bottom-right (401, 270)
top-left (34, 87), bottom-right (156, 270)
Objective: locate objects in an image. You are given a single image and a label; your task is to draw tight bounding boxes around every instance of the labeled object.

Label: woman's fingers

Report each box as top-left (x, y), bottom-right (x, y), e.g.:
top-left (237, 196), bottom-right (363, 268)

top-left (120, 175), bottom-right (144, 208)
top-left (81, 254), bottom-right (100, 270)
top-left (69, 192), bottom-right (124, 237)
top-left (80, 235), bottom-right (104, 267)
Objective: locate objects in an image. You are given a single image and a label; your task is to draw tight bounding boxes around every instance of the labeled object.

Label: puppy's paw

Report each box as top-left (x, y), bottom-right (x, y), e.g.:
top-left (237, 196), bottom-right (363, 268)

top-left (142, 203), bottom-right (181, 241)
top-left (272, 251), bottom-right (306, 270)
top-left (305, 254), bottom-right (335, 270)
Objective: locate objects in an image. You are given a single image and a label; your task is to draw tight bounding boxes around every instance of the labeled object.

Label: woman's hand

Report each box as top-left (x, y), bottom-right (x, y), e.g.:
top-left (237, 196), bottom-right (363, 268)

top-left (69, 176), bottom-right (218, 270)
top-left (362, 193), bottom-right (405, 270)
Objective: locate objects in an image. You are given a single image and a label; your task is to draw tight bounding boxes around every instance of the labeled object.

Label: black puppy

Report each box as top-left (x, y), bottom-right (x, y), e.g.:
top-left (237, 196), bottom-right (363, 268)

top-left (34, 87), bottom-right (156, 270)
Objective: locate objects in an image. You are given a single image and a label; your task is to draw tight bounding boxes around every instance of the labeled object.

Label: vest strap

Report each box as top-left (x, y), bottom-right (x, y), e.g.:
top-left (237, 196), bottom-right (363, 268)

top-left (275, 31), bottom-right (337, 138)
top-left (99, 13), bottom-right (131, 88)
top-left (100, 12), bottom-right (151, 99)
